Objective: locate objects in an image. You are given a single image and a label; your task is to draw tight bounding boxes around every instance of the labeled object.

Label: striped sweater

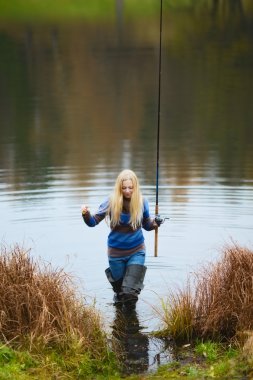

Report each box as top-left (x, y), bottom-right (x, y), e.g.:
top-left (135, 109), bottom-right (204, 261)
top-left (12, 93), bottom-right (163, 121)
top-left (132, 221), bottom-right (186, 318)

top-left (82, 197), bottom-right (156, 257)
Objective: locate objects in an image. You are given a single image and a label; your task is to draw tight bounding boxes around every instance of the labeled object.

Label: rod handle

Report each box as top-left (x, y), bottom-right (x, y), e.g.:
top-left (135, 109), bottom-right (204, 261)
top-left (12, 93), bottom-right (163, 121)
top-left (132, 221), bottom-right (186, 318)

top-left (154, 204), bottom-right (159, 257)
top-left (154, 227), bottom-right (158, 257)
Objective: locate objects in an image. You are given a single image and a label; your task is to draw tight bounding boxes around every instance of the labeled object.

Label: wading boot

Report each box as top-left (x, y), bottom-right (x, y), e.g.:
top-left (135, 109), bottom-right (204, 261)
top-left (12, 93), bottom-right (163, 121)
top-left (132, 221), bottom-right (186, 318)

top-left (121, 264), bottom-right (147, 310)
top-left (105, 268), bottom-right (123, 307)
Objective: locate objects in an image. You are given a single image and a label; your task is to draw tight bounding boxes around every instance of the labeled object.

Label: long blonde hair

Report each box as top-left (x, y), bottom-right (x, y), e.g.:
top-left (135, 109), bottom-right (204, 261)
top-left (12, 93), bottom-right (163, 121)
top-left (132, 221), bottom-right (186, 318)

top-left (108, 169), bottom-right (143, 229)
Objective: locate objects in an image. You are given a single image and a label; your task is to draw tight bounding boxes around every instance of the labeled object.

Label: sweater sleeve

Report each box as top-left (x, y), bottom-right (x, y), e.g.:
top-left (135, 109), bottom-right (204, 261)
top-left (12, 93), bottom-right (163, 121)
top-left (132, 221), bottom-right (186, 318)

top-left (82, 199), bottom-right (109, 227)
top-left (142, 198), bottom-right (156, 231)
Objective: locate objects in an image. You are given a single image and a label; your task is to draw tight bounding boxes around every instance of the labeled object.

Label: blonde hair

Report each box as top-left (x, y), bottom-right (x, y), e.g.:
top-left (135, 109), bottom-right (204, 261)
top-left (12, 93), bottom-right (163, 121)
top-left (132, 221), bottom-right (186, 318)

top-left (108, 169), bottom-right (143, 229)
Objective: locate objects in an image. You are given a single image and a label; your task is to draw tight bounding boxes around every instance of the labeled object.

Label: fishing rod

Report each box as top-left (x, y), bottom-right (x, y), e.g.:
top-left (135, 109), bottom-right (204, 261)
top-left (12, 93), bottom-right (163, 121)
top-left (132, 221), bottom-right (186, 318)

top-left (154, 0), bottom-right (163, 257)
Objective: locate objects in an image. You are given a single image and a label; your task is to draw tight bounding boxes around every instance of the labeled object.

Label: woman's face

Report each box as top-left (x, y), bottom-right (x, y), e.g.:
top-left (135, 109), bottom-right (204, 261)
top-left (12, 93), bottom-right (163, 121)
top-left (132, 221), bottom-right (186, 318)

top-left (121, 179), bottom-right (134, 199)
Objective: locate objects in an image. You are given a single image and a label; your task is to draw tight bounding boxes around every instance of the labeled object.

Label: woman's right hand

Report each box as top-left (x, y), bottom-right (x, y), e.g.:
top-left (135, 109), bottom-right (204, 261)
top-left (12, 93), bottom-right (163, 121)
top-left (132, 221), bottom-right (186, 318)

top-left (81, 205), bottom-right (89, 215)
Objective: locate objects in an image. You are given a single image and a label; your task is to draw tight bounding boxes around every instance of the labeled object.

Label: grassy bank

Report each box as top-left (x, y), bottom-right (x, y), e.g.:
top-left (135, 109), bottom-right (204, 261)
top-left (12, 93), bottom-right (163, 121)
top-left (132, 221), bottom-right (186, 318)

top-left (0, 0), bottom-right (159, 23)
top-left (0, 339), bottom-right (251, 379)
top-left (156, 244), bottom-right (253, 342)
top-left (151, 340), bottom-right (252, 379)
top-left (0, 0), bottom-right (211, 23)
top-left (132, 341), bottom-right (251, 379)
top-left (0, 245), bottom-right (120, 379)
top-left (0, 0), bottom-right (115, 22)
top-left (148, 243), bottom-right (253, 379)
top-left (0, 244), bottom-right (253, 379)
top-left (1, 0), bottom-right (253, 24)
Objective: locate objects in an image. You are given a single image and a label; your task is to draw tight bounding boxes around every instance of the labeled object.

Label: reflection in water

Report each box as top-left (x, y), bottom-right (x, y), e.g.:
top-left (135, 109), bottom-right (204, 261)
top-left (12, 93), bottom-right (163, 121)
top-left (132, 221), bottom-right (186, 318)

top-left (112, 308), bottom-right (149, 374)
top-left (211, 0), bottom-right (245, 20)
top-left (0, 2), bottom-right (253, 188)
top-left (116, 0), bottom-right (124, 43)
top-left (111, 306), bottom-right (173, 374)
top-left (0, 0), bottom-right (253, 187)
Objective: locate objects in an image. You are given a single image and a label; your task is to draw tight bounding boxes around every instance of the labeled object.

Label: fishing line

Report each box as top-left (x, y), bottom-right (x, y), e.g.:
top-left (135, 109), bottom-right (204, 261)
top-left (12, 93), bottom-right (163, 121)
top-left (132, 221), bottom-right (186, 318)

top-left (154, 0), bottom-right (163, 257)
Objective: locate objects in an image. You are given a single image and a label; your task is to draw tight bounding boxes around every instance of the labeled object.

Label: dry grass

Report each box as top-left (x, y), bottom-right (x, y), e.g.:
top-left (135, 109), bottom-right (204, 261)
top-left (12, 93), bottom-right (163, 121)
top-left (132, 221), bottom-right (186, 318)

top-left (194, 244), bottom-right (253, 339)
top-left (242, 331), bottom-right (253, 365)
top-left (159, 284), bottom-right (195, 342)
top-left (158, 244), bottom-right (253, 342)
top-left (0, 244), bottom-right (106, 354)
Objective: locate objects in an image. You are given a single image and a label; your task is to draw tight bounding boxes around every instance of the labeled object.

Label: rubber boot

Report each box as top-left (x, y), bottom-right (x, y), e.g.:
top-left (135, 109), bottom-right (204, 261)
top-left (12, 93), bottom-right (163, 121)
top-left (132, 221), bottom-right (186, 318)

top-left (121, 264), bottom-right (147, 310)
top-left (105, 268), bottom-right (123, 306)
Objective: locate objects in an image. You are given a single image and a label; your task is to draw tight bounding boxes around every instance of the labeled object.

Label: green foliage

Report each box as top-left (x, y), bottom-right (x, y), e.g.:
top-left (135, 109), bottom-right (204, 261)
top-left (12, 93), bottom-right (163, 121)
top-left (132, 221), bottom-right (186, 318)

top-left (0, 347), bottom-right (38, 380)
top-left (0, 0), bottom-right (115, 22)
top-left (195, 341), bottom-right (221, 363)
top-left (137, 343), bottom-right (250, 380)
top-left (38, 348), bottom-right (119, 379)
top-left (0, 344), bottom-right (120, 380)
top-left (0, 0), bottom-right (211, 23)
top-left (0, 346), bottom-right (15, 364)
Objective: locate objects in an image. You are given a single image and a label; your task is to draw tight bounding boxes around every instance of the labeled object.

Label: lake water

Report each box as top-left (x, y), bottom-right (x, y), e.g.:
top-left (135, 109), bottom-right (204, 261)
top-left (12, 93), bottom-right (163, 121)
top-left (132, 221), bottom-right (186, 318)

top-left (0, 1), bottom-right (253, 372)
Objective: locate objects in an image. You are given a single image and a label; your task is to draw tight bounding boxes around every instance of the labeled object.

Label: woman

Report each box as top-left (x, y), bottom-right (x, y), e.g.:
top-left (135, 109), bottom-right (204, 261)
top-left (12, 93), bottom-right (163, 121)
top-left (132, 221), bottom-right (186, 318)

top-left (81, 169), bottom-right (162, 309)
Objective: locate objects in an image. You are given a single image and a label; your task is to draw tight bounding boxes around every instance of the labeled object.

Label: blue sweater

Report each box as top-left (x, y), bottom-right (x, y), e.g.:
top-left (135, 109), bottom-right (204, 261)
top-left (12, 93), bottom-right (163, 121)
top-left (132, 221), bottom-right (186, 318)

top-left (82, 198), bottom-right (155, 257)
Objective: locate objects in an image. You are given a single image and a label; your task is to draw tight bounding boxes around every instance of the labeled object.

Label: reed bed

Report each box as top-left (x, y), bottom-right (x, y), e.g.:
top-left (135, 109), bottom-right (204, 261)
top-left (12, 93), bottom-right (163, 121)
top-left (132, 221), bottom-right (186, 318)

top-left (158, 244), bottom-right (253, 342)
top-left (0, 244), bottom-right (106, 355)
top-left (242, 331), bottom-right (253, 366)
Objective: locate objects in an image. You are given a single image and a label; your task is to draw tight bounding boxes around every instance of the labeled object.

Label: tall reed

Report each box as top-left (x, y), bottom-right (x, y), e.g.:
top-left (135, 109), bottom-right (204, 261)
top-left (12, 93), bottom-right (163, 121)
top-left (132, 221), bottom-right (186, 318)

top-left (0, 244), bottom-right (106, 355)
top-left (158, 244), bottom-right (253, 342)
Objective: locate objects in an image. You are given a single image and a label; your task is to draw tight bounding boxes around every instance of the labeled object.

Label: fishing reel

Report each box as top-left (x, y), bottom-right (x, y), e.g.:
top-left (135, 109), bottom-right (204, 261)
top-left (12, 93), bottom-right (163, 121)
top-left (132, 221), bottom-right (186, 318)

top-left (154, 215), bottom-right (170, 226)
